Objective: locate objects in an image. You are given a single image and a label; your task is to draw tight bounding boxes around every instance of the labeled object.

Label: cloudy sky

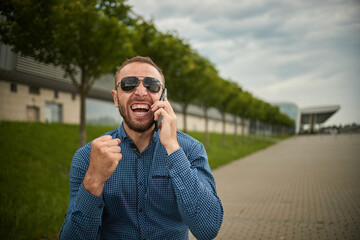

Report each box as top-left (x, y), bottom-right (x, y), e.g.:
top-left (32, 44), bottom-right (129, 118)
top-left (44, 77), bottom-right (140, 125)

top-left (127, 0), bottom-right (360, 126)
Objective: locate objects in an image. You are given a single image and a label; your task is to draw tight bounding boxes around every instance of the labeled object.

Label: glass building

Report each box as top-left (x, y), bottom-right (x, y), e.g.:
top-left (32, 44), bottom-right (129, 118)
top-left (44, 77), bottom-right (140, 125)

top-left (273, 102), bottom-right (301, 134)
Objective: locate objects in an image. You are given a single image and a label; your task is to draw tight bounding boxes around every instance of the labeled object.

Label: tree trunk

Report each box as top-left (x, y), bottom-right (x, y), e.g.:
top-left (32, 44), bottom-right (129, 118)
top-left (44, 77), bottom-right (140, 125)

top-left (222, 111), bottom-right (226, 146)
top-left (79, 90), bottom-right (86, 147)
top-left (182, 103), bottom-right (187, 133)
top-left (241, 117), bottom-right (245, 144)
top-left (249, 119), bottom-right (253, 140)
top-left (233, 115), bottom-right (238, 145)
top-left (78, 68), bottom-right (87, 147)
top-left (204, 106), bottom-right (209, 149)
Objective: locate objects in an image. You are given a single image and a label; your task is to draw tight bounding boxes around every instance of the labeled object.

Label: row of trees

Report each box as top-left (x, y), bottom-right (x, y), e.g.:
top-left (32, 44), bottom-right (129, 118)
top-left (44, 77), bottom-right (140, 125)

top-left (1, 0), bottom-right (293, 147)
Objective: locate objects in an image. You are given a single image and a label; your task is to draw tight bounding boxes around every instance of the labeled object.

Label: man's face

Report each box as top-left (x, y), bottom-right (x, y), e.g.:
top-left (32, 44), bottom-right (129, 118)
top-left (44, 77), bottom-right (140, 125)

top-left (112, 62), bottom-right (164, 133)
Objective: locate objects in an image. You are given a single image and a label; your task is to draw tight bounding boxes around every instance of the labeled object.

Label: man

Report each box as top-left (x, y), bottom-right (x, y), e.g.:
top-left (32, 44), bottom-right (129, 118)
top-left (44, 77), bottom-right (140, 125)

top-left (59, 56), bottom-right (223, 240)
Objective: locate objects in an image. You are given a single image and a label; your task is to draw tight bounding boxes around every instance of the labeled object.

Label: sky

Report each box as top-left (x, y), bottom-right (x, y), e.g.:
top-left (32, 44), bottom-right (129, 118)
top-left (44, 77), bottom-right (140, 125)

top-left (126, 0), bottom-right (360, 126)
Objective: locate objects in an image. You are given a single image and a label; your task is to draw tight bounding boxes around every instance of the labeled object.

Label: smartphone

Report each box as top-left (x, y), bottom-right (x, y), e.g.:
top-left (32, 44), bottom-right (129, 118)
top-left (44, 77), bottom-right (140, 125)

top-left (155, 88), bottom-right (167, 131)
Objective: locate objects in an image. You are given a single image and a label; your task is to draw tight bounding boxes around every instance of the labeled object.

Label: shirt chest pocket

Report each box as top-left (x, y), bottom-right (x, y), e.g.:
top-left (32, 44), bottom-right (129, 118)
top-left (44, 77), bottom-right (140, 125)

top-left (147, 169), bottom-right (177, 212)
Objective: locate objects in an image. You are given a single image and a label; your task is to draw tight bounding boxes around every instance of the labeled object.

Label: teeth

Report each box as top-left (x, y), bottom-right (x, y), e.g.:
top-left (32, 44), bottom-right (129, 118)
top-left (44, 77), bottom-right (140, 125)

top-left (131, 104), bottom-right (150, 110)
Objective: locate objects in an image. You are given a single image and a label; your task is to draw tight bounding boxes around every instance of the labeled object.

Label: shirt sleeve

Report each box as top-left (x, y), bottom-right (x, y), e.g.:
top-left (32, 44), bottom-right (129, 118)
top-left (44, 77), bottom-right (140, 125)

top-left (166, 142), bottom-right (224, 240)
top-left (59, 150), bottom-right (105, 240)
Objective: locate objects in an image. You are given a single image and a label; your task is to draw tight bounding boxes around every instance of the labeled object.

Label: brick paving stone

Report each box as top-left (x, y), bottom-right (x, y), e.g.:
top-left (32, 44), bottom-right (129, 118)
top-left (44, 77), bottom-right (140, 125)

top-left (190, 134), bottom-right (360, 240)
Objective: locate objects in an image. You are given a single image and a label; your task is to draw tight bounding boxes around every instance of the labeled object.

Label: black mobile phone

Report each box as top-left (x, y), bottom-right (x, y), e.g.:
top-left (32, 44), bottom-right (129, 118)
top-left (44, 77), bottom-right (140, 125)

top-left (155, 88), bottom-right (167, 131)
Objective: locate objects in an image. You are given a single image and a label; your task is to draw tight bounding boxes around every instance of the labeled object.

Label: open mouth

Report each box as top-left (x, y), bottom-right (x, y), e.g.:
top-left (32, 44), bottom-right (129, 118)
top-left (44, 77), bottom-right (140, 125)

top-left (131, 103), bottom-right (151, 116)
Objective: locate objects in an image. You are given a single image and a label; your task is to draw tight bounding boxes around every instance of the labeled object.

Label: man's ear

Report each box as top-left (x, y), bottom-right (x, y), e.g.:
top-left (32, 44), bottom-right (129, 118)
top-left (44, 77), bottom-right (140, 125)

top-left (111, 90), bottom-right (118, 108)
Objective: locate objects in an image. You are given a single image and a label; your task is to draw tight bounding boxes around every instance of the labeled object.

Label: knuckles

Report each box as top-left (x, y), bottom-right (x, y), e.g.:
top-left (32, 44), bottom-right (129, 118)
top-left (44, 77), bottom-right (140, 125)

top-left (99, 146), bottom-right (108, 155)
top-left (91, 137), bottom-right (122, 161)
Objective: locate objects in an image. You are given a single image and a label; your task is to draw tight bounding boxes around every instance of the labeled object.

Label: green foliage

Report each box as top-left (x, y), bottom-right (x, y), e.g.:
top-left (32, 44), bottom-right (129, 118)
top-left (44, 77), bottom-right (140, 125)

top-left (0, 121), bottom-right (282, 239)
top-left (50, 0), bottom-right (134, 81)
top-left (194, 57), bottom-right (220, 109)
top-left (0, 0), bottom-right (56, 60)
top-left (1, 0), bottom-right (133, 78)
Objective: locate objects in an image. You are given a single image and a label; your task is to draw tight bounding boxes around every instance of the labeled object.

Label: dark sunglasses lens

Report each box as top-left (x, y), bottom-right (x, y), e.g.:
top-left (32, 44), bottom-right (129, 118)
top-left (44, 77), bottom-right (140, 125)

top-left (144, 77), bottom-right (161, 93)
top-left (121, 77), bottom-right (139, 92)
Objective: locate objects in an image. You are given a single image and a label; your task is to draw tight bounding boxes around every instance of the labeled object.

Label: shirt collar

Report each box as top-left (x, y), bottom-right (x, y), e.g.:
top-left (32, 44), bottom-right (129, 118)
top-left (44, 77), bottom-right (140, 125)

top-left (117, 123), bottom-right (160, 143)
top-left (117, 123), bottom-right (129, 142)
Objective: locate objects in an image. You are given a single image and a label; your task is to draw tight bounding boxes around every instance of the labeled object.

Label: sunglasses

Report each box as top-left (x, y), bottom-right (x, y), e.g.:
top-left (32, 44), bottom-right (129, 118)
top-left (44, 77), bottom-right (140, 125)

top-left (117, 76), bottom-right (163, 93)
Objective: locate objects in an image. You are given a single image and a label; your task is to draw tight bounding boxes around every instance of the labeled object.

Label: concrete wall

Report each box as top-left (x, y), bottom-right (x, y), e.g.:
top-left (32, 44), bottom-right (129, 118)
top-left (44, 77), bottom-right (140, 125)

top-left (176, 113), bottom-right (249, 135)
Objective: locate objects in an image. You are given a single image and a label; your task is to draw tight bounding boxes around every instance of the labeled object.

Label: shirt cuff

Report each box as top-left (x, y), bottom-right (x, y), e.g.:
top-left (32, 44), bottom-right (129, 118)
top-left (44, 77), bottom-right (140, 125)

top-left (75, 183), bottom-right (105, 218)
top-left (167, 148), bottom-right (191, 176)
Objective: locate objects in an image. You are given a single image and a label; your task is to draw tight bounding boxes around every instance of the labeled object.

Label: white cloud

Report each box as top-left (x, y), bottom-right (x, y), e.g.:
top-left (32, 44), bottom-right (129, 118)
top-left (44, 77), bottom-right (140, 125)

top-left (128, 0), bottom-right (360, 125)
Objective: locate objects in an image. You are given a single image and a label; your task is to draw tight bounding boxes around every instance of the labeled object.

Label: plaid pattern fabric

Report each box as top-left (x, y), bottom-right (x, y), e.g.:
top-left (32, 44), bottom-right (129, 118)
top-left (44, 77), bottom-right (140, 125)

top-left (59, 124), bottom-right (223, 240)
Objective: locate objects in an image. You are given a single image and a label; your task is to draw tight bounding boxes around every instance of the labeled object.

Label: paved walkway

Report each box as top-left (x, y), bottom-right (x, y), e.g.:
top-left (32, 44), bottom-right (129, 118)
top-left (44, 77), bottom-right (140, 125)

top-left (191, 134), bottom-right (360, 240)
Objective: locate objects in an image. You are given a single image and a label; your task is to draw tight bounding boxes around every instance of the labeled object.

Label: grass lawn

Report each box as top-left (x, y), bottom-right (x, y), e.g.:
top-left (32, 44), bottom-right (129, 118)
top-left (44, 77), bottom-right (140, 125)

top-left (189, 132), bottom-right (280, 169)
top-left (0, 121), bottom-right (286, 239)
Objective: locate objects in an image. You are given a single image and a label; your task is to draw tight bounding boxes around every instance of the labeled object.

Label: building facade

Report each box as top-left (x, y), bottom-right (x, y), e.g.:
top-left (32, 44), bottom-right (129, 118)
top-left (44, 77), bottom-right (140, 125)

top-left (0, 80), bottom-right (79, 123)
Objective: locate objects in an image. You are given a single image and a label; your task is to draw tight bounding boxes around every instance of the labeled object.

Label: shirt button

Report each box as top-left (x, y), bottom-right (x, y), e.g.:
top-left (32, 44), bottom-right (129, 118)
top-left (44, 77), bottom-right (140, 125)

top-left (99, 204), bottom-right (104, 209)
top-left (139, 181), bottom-right (143, 185)
top-left (138, 208), bottom-right (143, 212)
top-left (168, 164), bottom-right (173, 169)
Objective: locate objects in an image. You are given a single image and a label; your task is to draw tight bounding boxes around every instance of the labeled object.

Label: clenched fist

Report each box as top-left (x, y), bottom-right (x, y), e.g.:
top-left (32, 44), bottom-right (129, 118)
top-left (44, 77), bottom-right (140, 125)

top-left (83, 135), bottom-right (122, 196)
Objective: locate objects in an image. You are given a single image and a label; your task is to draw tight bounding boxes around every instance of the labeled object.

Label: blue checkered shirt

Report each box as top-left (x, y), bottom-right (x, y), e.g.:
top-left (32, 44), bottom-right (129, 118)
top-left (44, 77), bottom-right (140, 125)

top-left (59, 124), bottom-right (223, 240)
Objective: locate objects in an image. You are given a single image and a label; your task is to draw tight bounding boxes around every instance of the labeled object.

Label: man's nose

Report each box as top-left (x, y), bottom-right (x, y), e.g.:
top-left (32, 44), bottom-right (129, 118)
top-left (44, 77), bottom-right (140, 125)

top-left (134, 80), bottom-right (148, 97)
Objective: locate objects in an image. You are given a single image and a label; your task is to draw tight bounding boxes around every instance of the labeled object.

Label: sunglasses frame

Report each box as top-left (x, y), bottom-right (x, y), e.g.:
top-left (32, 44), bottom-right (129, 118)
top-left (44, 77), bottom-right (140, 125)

top-left (117, 76), bottom-right (163, 93)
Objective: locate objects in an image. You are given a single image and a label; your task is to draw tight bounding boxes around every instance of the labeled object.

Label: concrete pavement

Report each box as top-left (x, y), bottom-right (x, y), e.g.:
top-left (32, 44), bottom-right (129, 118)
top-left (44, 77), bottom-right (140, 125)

top-left (191, 134), bottom-right (360, 240)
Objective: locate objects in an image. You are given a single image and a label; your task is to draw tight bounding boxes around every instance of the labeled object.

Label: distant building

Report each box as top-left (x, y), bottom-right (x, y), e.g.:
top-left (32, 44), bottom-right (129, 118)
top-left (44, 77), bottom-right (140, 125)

top-left (300, 105), bottom-right (340, 133)
top-left (273, 102), bottom-right (340, 134)
top-left (273, 102), bottom-right (301, 134)
top-left (1, 45), bottom-right (76, 123)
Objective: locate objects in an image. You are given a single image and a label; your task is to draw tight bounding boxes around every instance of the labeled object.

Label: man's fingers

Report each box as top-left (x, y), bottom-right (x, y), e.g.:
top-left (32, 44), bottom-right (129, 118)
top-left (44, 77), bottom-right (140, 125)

top-left (97, 135), bottom-right (121, 145)
top-left (151, 99), bottom-right (174, 115)
top-left (109, 146), bottom-right (121, 153)
top-left (152, 101), bottom-right (170, 111)
top-left (106, 138), bottom-right (121, 147)
top-left (154, 108), bottom-right (169, 121)
top-left (98, 135), bottom-right (113, 141)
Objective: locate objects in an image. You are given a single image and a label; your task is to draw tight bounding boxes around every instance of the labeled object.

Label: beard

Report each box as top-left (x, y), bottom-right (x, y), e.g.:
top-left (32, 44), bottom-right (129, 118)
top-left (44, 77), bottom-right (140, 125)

top-left (117, 98), bottom-right (155, 133)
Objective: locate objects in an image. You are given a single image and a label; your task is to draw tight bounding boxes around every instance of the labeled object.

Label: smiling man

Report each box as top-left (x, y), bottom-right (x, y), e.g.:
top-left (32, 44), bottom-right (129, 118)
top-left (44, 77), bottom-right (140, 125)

top-left (59, 56), bottom-right (223, 240)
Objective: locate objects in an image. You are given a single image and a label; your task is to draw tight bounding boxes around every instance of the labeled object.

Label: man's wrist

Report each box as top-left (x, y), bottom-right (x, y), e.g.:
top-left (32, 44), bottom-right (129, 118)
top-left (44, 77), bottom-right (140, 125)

top-left (83, 174), bottom-right (105, 197)
top-left (165, 142), bottom-right (181, 155)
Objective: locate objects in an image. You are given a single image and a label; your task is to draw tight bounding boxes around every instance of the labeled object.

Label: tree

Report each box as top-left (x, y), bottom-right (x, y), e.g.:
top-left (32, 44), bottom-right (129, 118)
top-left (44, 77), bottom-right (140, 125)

top-left (152, 34), bottom-right (199, 133)
top-left (238, 91), bottom-right (254, 143)
top-left (212, 79), bottom-right (239, 146)
top-left (1, 0), bottom-right (135, 146)
top-left (195, 58), bottom-right (220, 148)
top-left (176, 51), bottom-right (216, 134)
top-left (226, 85), bottom-right (243, 144)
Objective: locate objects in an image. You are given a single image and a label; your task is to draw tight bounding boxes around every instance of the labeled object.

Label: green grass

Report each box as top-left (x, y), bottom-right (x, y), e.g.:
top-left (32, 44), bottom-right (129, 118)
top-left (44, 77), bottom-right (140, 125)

top-left (0, 121), bottom-right (287, 239)
top-left (189, 132), bottom-right (279, 169)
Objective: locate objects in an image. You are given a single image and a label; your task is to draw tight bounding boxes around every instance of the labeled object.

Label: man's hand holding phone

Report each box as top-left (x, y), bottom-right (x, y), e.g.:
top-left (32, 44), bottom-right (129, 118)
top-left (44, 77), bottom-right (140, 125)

top-left (151, 97), bottom-right (180, 155)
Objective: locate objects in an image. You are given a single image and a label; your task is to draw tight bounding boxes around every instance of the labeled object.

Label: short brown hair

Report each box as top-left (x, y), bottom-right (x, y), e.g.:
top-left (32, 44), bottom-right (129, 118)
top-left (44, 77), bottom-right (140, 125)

top-left (115, 56), bottom-right (164, 88)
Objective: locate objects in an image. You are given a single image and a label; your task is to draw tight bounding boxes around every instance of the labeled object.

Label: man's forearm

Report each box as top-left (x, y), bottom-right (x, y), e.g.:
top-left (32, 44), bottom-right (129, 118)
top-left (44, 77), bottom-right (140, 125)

top-left (59, 184), bottom-right (104, 240)
top-left (60, 152), bottom-right (105, 240)
top-left (167, 148), bottom-right (223, 240)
